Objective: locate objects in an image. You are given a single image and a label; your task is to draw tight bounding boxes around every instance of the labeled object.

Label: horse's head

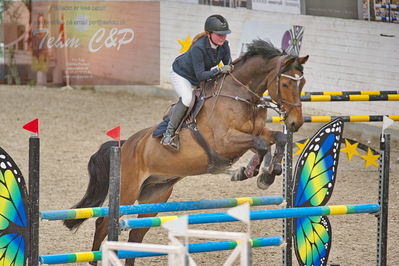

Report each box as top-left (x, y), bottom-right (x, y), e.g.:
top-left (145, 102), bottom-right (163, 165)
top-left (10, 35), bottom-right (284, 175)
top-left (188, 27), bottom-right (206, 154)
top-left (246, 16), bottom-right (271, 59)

top-left (231, 40), bottom-right (308, 132)
top-left (267, 55), bottom-right (309, 132)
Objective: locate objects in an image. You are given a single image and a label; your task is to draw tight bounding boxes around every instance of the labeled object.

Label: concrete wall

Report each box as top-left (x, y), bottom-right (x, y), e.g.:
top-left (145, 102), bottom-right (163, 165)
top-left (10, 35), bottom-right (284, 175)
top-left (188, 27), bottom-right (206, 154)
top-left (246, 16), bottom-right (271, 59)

top-left (155, 1), bottom-right (398, 119)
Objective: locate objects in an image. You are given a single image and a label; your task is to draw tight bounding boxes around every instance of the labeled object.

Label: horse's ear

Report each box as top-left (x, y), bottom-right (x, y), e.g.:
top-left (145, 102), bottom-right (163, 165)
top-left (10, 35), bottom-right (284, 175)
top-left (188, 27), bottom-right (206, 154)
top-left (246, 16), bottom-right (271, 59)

top-left (297, 55), bottom-right (309, 65)
top-left (284, 57), bottom-right (296, 67)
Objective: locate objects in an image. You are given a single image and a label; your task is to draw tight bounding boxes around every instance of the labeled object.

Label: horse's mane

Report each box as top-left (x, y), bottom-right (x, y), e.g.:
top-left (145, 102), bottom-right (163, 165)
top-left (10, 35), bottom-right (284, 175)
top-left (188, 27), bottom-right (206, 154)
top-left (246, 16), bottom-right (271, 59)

top-left (203, 40), bottom-right (301, 89)
top-left (234, 39), bottom-right (289, 65)
top-left (233, 39), bottom-right (303, 72)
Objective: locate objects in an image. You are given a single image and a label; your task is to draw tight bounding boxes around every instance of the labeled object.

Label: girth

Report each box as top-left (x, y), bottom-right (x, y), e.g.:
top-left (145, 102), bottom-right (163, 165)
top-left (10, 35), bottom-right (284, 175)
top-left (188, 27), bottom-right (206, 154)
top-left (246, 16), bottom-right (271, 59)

top-left (180, 88), bottom-right (235, 174)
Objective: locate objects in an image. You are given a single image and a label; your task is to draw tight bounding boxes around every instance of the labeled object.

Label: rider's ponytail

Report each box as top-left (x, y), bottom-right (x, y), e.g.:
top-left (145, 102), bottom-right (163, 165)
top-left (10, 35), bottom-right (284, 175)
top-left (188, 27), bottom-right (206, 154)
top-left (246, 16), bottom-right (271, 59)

top-left (192, 32), bottom-right (208, 44)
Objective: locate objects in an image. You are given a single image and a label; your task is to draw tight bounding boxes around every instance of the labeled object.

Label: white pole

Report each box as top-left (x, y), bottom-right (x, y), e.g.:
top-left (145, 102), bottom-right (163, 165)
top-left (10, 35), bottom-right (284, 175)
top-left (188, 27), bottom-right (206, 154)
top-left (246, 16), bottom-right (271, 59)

top-left (102, 242), bottom-right (111, 266)
top-left (223, 245), bottom-right (242, 266)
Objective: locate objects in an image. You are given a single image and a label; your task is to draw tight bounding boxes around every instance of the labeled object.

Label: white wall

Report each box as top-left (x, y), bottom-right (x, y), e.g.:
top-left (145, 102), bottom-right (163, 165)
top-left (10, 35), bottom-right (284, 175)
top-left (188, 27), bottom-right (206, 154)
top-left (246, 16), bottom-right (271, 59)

top-left (158, 2), bottom-right (399, 117)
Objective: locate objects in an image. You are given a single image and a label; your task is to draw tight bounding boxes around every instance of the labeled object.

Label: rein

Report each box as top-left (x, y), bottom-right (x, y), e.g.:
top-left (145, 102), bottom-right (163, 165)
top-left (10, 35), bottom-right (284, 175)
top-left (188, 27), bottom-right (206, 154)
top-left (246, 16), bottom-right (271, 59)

top-left (205, 73), bottom-right (269, 121)
top-left (205, 57), bottom-right (304, 119)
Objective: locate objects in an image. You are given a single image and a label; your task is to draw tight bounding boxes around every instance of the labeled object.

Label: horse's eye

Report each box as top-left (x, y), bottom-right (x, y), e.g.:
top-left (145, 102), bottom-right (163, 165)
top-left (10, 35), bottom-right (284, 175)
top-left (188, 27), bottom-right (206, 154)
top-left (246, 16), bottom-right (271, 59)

top-left (282, 83), bottom-right (288, 88)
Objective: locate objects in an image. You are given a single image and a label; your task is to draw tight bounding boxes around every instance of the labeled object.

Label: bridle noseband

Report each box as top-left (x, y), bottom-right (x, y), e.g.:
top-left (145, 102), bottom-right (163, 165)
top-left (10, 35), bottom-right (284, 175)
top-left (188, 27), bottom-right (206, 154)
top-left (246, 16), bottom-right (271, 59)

top-left (275, 73), bottom-right (304, 108)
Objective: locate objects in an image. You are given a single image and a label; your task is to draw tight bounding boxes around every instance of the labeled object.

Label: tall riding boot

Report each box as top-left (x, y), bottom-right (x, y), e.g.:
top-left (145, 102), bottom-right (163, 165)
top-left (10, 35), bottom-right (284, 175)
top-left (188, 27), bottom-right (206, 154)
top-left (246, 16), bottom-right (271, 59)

top-left (160, 98), bottom-right (188, 151)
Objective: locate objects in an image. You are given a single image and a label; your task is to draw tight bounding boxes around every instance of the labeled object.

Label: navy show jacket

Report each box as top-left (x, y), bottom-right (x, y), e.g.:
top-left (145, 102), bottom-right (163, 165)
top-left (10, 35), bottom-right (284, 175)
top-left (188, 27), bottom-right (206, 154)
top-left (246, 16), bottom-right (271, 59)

top-left (172, 35), bottom-right (231, 86)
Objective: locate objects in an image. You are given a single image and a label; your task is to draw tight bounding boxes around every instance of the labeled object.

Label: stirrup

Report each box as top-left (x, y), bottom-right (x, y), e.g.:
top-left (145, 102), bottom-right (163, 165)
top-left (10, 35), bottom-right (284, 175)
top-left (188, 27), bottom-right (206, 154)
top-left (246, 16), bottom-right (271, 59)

top-left (161, 134), bottom-right (180, 152)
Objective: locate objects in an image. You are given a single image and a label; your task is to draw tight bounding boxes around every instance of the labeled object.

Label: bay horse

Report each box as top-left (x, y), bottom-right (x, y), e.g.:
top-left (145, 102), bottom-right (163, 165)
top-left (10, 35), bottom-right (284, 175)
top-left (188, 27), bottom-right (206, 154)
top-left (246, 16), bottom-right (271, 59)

top-left (63, 40), bottom-right (308, 265)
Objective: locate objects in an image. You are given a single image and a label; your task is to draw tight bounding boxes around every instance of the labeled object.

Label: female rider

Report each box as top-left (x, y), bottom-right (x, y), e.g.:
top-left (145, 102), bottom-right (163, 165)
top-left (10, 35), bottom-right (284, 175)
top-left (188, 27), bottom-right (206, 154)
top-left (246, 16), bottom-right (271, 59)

top-left (161, 14), bottom-right (233, 151)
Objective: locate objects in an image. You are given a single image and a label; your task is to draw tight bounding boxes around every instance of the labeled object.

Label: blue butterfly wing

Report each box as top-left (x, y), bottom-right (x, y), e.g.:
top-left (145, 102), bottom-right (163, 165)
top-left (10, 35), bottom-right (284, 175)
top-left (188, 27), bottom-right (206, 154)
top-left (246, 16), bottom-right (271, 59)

top-left (292, 118), bottom-right (344, 266)
top-left (294, 216), bottom-right (332, 266)
top-left (293, 118), bottom-right (344, 207)
top-left (0, 147), bottom-right (28, 265)
top-left (0, 234), bottom-right (26, 265)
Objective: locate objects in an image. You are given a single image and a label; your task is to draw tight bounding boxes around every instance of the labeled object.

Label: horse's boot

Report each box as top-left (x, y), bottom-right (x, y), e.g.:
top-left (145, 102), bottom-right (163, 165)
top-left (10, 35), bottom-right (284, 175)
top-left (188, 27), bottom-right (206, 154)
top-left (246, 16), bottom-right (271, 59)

top-left (161, 98), bottom-right (188, 151)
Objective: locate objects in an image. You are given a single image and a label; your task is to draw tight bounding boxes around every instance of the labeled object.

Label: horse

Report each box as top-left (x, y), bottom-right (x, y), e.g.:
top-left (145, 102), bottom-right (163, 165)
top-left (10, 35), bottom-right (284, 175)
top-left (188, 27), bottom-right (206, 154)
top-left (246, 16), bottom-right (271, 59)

top-left (63, 40), bottom-right (308, 265)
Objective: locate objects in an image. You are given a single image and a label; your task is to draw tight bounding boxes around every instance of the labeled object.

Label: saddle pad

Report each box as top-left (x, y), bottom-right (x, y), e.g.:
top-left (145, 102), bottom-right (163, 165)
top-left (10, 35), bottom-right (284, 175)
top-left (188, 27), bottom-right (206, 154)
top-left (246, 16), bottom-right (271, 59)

top-left (152, 117), bottom-right (170, 138)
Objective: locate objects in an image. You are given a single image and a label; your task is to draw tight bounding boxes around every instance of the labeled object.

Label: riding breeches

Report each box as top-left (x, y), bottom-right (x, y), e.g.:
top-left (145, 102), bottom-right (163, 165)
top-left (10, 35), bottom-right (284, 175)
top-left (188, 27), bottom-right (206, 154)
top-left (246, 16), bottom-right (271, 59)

top-left (170, 68), bottom-right (194, 107)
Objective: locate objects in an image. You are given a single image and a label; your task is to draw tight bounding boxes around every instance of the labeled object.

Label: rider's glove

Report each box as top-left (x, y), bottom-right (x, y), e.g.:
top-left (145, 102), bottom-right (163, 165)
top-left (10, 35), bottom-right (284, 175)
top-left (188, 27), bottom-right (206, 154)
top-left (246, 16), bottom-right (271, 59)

top-left (219, 65), bottom-right (233, 74)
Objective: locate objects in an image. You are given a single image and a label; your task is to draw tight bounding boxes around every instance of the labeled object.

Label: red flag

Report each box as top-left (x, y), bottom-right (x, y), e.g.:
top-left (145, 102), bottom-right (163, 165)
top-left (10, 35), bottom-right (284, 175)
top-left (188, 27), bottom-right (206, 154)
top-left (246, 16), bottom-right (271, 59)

top-left (106, 126), bottom-right (120, 147)
top-left (22, 118), bottom-right (39, 136)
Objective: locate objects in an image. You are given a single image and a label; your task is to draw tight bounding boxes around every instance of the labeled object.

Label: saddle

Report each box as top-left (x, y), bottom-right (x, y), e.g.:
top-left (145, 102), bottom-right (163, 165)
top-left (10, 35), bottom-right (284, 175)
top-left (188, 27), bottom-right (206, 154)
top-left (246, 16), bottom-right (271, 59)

top-left (153, 86), bottom-right (234, 174)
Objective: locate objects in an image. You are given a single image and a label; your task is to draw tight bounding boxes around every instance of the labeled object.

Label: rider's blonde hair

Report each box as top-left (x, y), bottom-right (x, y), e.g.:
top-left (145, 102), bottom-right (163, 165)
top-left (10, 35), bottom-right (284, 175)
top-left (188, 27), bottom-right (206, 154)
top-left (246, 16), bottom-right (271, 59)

top-left (192, 32), bottom-right (208, 45)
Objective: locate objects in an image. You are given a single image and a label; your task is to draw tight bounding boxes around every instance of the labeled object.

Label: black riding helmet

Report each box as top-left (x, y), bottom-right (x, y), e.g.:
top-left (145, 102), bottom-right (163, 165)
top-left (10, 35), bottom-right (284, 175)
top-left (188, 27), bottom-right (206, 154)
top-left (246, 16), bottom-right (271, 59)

top-left (204, 14), bottom-right (231, 35)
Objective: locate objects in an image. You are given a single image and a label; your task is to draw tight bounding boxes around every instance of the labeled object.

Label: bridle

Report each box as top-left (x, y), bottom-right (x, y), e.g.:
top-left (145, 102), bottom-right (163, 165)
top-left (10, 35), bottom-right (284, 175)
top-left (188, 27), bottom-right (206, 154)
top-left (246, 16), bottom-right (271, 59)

top-left (227, 68), bottom-right (304, 118)
top-left (274, 72), bottom-right (304, 109)
top-left (206, 56), bottom-right (304, 121)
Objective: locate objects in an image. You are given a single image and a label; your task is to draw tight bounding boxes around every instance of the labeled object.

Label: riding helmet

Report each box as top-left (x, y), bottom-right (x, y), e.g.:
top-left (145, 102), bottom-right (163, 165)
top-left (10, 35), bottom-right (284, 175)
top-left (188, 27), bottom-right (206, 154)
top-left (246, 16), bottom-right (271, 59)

top-left (204, 14), bottom-right (231, 35)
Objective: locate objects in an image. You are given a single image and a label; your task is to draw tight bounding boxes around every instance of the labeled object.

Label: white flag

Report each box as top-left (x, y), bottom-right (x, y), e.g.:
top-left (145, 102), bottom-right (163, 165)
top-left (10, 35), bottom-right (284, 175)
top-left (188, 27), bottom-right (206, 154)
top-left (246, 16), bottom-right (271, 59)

top-left (227, 203), bottom-right (250, 224)
top-left (162, 216), bottom-right (188, 235)
top-left (382, 116), bottom-right (394, 131)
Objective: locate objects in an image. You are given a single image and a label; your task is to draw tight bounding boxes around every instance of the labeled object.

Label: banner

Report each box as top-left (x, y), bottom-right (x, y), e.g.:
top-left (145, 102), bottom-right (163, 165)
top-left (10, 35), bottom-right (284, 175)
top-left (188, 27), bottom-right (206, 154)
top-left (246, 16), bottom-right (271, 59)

top-left (31, 1), bottom-right (160, 86)
top-left (239, 20), bottom-right (304, 57)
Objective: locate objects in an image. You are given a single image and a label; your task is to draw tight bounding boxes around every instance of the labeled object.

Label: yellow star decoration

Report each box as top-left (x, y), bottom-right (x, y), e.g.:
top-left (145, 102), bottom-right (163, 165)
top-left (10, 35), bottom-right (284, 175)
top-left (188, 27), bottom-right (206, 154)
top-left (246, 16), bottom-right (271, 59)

top-left (361, 148), bottom-right (380, 168)
top-left (340, 139), bottom-right (361, 161)
top-left (177, 35), bottom-right (224, 67)
top-left (294, 139), bottom-right (309, 156)
top-left (178, 35), bottom-right (192, 53)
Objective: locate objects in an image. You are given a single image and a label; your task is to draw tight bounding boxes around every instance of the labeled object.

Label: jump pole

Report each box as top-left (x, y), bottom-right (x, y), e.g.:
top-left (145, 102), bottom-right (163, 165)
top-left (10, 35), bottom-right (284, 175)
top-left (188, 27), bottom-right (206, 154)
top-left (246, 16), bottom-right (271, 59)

top-left (40, 195), bottom-right (284, 220)
top-left (39, 236), bottom-right (283, 264)
top-left (264, 90), bottom-right (399, 97)
top-left (268, 115), bottom-right (399, 123)
top-left (294, 94), bottom-right (399, 102)
top-left (119, 204), bottom-right (380, 229)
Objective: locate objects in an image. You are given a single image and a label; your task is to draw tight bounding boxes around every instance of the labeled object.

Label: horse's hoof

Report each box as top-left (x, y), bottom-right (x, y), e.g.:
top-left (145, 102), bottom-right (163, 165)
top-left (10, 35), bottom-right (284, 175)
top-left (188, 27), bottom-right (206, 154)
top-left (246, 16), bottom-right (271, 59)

top-left (257, 172), bottom-right (276, 190)
top-left (88, 261), bottom-right (97, 266)
top-left (231, 167), bottom-right (247, 181)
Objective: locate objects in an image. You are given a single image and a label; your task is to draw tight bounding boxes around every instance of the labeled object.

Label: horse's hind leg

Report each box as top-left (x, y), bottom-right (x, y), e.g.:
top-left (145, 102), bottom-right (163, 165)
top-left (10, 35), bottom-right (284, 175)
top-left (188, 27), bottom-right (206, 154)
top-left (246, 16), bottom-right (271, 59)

top-left (88, 173), bottom-right (142, 265)
top-left (89, 202), bottom-right (140, 265)
top-left (257, 131), bottom-right (287, 190)
top-left (87, 216), bottom-right (109, 265)
top-left (125, 177), bottom-right (178, 266)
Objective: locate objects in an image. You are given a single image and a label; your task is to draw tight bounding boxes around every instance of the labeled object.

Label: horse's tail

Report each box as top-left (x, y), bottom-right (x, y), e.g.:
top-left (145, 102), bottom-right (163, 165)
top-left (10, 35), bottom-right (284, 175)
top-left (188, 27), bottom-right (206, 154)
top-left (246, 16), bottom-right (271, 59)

top-left (63, 140), bottom-right (126, 231)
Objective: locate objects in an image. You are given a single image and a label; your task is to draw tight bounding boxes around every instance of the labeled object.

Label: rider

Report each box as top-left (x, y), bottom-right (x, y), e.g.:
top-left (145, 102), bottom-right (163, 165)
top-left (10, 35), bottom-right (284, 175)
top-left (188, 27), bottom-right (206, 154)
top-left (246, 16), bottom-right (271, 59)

top-left (161, 14), bottom-right (233, 151)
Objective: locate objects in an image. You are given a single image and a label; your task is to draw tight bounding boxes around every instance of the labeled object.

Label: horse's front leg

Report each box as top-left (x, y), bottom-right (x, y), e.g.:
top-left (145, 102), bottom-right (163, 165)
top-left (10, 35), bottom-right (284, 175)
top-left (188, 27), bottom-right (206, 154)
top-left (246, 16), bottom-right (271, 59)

top-left (257, 130), bottom-right (287, 190)
top-left (231, 149), bottom-right (267, 181)
top-left (222, 129), bottom-right (271, 182)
